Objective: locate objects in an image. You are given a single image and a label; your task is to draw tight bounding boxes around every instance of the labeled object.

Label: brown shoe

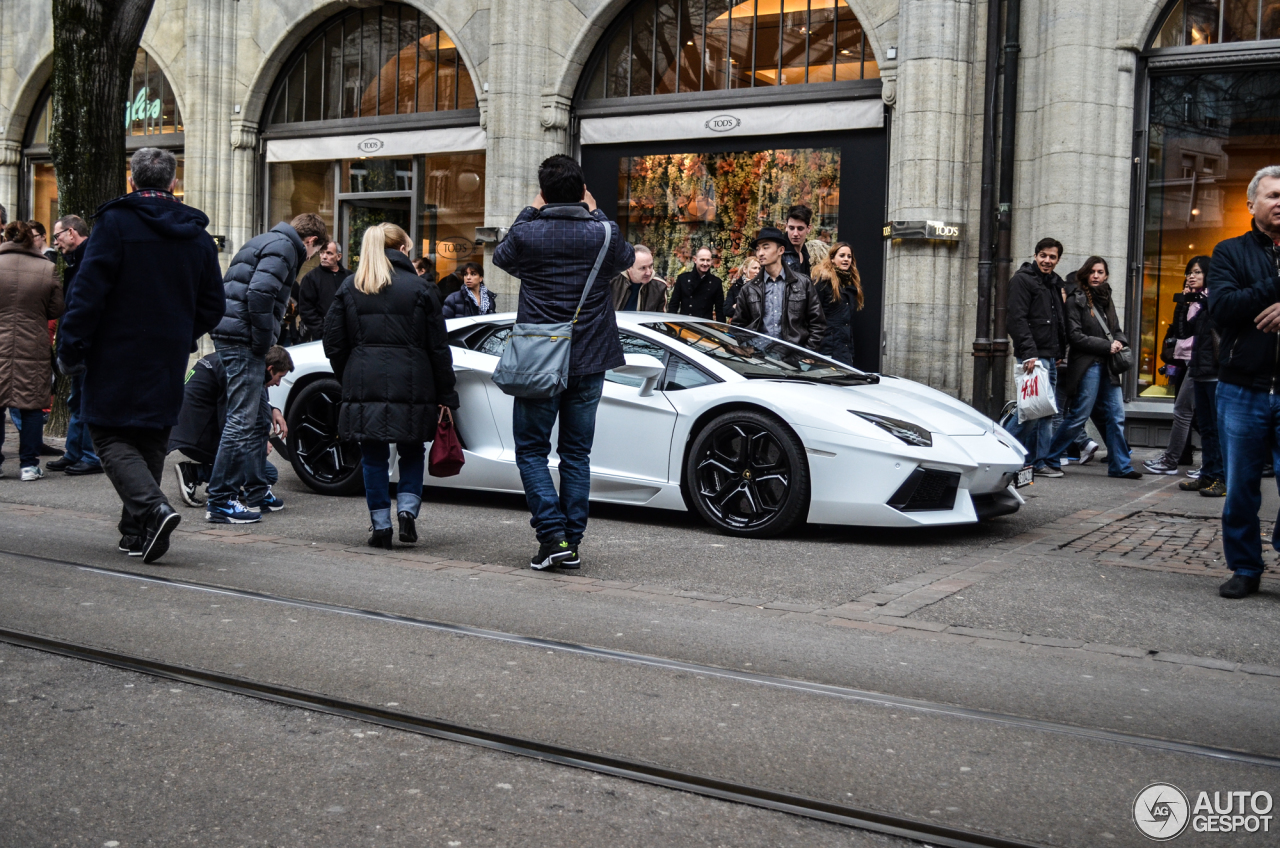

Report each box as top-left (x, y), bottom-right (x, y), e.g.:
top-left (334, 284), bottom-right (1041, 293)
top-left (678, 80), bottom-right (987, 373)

top-left (1198, 479), bottom-right (1227, 497)
top-left (1179, 477), bottom-right (1207, 491)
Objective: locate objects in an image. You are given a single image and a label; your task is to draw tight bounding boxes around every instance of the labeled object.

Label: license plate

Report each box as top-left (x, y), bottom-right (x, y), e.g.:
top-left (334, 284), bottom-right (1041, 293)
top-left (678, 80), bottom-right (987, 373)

top-left (1015, 466), bottom-right (1034, 488)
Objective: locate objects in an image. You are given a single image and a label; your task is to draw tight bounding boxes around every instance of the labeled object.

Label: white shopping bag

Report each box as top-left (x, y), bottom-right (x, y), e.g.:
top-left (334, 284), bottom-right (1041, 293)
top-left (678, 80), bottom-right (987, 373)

top-left (1014, 359), bottom-right (1058, 424)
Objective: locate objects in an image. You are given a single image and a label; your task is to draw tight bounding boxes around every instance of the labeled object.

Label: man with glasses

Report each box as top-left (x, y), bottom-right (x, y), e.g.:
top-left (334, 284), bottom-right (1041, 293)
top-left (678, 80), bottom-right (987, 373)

top-left (47, 215), bottom-right (102, 476)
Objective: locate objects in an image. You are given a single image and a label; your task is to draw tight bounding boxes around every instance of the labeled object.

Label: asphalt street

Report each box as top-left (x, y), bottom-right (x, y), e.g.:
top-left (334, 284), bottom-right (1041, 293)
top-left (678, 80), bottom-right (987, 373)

top-left (1, 433), bottom-right (1278, 847)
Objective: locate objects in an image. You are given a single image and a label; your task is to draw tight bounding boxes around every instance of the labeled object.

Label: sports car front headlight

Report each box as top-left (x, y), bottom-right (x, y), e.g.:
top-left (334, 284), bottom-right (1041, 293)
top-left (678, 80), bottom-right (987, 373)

top-left (850, 411), bottom-right (932, 447)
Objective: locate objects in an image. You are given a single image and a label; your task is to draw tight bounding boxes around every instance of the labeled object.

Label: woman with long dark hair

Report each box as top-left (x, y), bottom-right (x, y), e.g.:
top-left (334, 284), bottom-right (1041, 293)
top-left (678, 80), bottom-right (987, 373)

top-left (1039, 256), bottom-right (1141, 479)
top-left (1173, 255), bottom-right (1225, 497)
top-left (442, 261), bottom-right (498, 318)
top-left (808, 241), bottom-right (863, 364)
top-left (323, 223), bottom-right (459, 548)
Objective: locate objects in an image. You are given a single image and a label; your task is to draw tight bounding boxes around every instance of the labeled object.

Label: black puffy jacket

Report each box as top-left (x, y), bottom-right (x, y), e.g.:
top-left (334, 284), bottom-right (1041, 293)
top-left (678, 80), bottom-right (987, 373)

top-left (441, 285), bottom-right (498, 318)
top-left (211, 223), bottom-right (307, 355)
top-left (322, 250), bottom-right (459, 444)
top-left (1208, 223), bottom-right (1280, 391)
top-left (1006, 262), bottom-right (1067, 361)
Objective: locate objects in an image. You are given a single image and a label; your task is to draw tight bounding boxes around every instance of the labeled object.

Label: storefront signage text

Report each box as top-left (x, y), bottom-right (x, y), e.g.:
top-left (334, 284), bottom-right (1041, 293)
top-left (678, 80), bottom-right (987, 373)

top-left (438, 236), bottom-right (476, 258)
top-left (124, 87), bottom-right (162, 127)
top-left (357, 137), bottom-right (385, 154)
top-left (882, 220), bottom-right (965, 242)
top-left (704, 115), bottom-right (742, 133)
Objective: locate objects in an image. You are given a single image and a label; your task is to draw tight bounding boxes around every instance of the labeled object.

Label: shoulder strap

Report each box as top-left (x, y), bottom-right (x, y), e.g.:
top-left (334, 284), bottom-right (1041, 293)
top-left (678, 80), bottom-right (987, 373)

top-left (572, 221), bottom-right (613, 324)
top-left (1090, 304), bottom-right (1114, 342)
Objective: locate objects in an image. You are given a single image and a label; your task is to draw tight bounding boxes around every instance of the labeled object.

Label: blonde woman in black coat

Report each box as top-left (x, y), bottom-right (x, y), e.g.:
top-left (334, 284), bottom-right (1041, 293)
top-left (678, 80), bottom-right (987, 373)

top-left (322, 223), bottom-right (459, 548)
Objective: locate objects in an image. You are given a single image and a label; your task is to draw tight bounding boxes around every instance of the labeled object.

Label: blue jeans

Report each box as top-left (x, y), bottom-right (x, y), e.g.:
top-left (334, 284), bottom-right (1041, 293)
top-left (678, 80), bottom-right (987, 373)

top-left (206, 342), bottom-right (268, 509)
top-left (1005, 358), bottom-right (1057, 468)
top-left (1216, 381), bottom-right (1280, 577)
top-left (64, 374), bottom-right (100, 467)
top-left (513, 372), bottom-right (605, 545)
top-left (195, 458), bottom-right (276, 488)
top-left (1193, 380), bottom-right (1222, 484)
top-left (1042, 362), bottom-right (1135, 476)
top-left (1, 407), bottom-right (44, 468)
top-left (361, 441), bottom-right (425, 530)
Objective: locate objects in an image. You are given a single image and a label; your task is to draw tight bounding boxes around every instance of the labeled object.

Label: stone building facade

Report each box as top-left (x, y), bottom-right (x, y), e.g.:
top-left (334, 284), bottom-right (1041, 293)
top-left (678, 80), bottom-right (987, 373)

top-left (2, 0), bottom-right (1277, 427)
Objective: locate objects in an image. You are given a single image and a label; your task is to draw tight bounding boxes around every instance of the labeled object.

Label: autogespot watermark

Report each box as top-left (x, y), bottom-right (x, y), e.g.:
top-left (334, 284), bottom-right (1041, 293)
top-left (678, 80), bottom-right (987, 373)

top-left (1133, 783), bottom-right (1274, 840)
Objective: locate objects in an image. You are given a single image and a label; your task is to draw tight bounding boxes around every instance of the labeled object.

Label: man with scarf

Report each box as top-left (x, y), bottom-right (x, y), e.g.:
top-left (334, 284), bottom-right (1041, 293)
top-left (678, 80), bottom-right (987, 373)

top-left (1005, 237), bottom-right (1068, 476)
top-left (441, 262), bottom-right (498, 317)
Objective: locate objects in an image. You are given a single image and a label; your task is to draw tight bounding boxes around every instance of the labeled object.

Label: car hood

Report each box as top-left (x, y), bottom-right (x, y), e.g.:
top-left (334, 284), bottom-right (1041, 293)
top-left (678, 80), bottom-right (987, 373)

top-left (751, 377), bottom-right (992, 437)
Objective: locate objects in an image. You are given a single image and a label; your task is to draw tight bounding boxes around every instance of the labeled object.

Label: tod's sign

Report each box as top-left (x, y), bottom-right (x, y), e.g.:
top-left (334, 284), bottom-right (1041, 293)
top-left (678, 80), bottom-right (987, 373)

top-left (883, 220), bottom-right (965, 243)
top-left (357, 137), bottom-right (385, 154)
top-left (704, 114), bottom-right (742, 133)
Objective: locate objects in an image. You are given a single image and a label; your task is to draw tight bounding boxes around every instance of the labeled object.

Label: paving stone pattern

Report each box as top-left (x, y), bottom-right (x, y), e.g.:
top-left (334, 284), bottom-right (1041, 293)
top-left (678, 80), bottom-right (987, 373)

top-left (1059, 510), bottom-right (1277, 578)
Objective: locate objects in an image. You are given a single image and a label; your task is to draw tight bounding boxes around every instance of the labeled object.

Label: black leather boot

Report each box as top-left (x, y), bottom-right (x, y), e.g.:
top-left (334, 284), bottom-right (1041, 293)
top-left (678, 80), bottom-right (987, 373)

top-left (368, 527), bottom-right (394, 549)
top-left (398, 512), bottom-right (417, 544)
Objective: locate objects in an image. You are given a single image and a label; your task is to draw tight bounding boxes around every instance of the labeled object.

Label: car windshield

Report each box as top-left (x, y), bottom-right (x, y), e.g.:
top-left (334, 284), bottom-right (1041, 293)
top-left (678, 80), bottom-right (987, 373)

top-left (642, 321), bottom-right (878, 385)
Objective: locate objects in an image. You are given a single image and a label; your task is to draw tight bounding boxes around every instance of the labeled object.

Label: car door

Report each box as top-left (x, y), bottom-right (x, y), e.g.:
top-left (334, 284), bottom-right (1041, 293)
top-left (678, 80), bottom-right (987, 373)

top-left (591, 333), bottom-right (679, 486)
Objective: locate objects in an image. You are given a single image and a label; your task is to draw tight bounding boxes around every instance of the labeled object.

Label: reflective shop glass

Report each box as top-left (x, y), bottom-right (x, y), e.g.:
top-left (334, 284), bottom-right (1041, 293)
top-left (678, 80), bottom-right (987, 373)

top-left (126, 49), bottom-right (183, 135)
top-left (267, 161), bottom-right (337, 239)
top-left (268, 1), bottom-right (476, 125)
top-left (1138, 69), bottom-right (1280, 396)
top-left (1149, 0), bottom-right (1280, 47)
top-left (30, 158), bottom-right (185, 237)
top-left (584, 0), bottom-right (876, 99)
top-left (616, 147), bottom-right (839, 282)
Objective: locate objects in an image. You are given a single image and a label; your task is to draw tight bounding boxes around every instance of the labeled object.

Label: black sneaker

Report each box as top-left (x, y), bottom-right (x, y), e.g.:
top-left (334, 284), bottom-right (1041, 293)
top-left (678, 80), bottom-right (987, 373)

top-left (118, 535), bottom-right (144, 557)
top-left (530, 539), bottom-right (573, 571)
top-left (1198, 479), bottom-right (1227, 498)
top-left (174, 462), bottom-right (205, 507)
top-left (560, 546), bottom-right (581, 569)
top-left (1110, 470), bottom-right (1143, 479)
top-left (1179, 476), bottom-right (1207, 492)
top-left (38, 443), bottom-right (64, 457)
top-left (398, 512), bottom-right (417, 544)
top-left (46, 456), bottom-right (76, 472)
top-left (64, 461), bottom-right (103, 476)
top-left (142, 505), bottom-right (181, 564)
top-left (1219, 573), bottom-right (1261, 599)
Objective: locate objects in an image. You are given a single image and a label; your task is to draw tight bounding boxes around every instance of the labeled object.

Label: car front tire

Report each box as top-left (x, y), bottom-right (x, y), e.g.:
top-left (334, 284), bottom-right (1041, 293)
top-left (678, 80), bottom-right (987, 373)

top-left (686, 410), bottom-right (809, 538)
top-left (285, 378), bottom-right (364, 496)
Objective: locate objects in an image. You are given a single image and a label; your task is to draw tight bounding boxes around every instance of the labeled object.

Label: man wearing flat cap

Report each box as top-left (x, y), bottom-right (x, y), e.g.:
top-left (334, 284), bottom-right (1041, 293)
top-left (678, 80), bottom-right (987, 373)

top-left (730, 226), bottom-right (826, 350)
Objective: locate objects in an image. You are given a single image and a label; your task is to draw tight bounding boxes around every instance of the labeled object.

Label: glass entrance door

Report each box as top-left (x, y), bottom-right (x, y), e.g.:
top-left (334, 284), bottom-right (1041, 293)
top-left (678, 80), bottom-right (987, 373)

top-left (341, 197), bottom-right (414, 268)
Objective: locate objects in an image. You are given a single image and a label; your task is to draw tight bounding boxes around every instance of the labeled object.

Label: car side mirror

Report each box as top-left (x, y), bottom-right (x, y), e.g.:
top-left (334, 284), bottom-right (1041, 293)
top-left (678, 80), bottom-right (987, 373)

top-left (613, 353), bottom-right (665, 397)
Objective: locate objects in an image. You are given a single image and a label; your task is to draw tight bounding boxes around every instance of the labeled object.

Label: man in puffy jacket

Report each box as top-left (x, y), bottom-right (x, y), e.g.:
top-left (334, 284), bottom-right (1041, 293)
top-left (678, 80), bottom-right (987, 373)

top-left (1004, 237), bottom-right (1068, 475)
top-left (56, 148), bottom-right (225, 563)
top-left (1207, 165), bottom-right (1280, 599)
top-left (205, 212), bottom-right (326, 523)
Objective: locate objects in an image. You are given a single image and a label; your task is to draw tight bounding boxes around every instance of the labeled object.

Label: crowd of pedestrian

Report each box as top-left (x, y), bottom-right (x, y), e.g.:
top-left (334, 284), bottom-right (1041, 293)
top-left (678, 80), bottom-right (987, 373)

top-left (1, 149), bottom-right (1277, 601)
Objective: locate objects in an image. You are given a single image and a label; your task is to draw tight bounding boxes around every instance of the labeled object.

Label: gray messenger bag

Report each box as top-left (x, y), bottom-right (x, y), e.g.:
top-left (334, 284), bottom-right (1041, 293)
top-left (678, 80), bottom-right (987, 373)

top-left (491, 221), bottom-right (613, 399)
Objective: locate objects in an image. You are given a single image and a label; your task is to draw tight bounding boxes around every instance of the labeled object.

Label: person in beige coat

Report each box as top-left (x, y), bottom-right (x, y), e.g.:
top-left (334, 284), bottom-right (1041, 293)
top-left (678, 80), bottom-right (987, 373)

top-left (0, 220), bottom-right (63, 480)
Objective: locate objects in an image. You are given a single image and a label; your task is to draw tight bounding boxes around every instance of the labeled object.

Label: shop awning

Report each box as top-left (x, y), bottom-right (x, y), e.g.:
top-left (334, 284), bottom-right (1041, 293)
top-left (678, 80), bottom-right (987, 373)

top-left (265, 125), bottom-right (486, 162)
top-left (579, 99), bottom-right (882, 146)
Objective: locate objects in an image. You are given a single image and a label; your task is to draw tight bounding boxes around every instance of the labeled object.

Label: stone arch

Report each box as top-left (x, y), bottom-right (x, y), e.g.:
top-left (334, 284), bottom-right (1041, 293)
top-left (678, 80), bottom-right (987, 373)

top-left (136, 36), bottom-right (189, 133)
top-left (3, 52), bottom-right (53, 148)
top-left (238, 0), bottom-right (484, 131)
top-left (546, 0), bottom-right (899, 103)
top-left (1122, 0), bottom-right (1182, 51)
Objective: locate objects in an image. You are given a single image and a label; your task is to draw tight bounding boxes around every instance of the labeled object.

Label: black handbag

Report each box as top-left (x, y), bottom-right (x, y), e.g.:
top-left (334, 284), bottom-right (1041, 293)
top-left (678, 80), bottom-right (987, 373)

top-left (1159, 328), bottom-right (1178, 365)
top-left (1091, 305), bottom-right (1134, 375)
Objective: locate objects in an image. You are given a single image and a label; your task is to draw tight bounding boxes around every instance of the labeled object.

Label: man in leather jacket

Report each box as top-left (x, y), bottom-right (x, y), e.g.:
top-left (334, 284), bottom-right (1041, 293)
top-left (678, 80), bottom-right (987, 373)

top-left (1206, 164), bottom-right (1280, 599)
top-left (732, 227), bottom-right (826, 350)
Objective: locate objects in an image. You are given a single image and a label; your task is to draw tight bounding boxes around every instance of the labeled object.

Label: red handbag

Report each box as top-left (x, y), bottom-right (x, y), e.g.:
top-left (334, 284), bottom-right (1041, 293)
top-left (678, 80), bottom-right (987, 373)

top-left (428, 407), bottom-right (465, 477)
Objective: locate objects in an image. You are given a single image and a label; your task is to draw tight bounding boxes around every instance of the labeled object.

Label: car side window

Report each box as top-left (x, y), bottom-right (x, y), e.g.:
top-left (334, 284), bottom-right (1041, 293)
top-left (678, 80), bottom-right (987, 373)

top-left (664, 356), bottom-right (717, 391)
top-left (606, 334), bottom-right (669, 388)
top-left (475, 327), bottom-right (512, 357)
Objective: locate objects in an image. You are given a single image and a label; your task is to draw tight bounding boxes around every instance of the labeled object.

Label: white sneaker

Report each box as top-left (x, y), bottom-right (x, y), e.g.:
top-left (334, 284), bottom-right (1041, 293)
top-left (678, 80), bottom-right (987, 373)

top-left (20, 466), bottom-right (44, 481)
top-left (1187, 466), bottom-right (1201, 479)
top-left (1079, 441), bottom-right (1100, 465)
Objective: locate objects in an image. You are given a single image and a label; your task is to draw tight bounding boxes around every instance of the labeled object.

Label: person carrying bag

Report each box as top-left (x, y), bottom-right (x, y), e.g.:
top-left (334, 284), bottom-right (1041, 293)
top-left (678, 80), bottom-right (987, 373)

top-left (491, 155), bottom-right (635, 572)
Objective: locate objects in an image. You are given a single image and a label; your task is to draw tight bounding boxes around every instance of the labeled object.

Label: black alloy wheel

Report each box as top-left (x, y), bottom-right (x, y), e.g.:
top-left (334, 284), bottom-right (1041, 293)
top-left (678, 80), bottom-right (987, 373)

top-left (285, 378), bottom-right (364, 496)
top-left (686, 410), bottom-right (809, 538)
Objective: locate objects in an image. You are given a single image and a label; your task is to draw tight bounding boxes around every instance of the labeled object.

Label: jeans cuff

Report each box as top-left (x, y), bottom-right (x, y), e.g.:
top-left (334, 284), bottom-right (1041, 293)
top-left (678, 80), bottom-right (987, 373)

top-left (396, 492), bottom-right (422, 518)
top-left (1233, 567), bottom-right (1263, 578)
top-left (369, 508), bottom-right (393, 530)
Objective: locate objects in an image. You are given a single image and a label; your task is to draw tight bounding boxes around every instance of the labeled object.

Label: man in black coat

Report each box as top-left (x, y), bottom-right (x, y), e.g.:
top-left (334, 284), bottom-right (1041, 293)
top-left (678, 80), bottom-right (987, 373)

top-left (668, 247), bottom-right (725, 320)
top-left (206, 211), bottom-right (326, 524)
top-left (297, 241), bottom-right (346, 341)
top-left (1206, 164), bottom-right (1280, 599)
top-left (56, 148), bottom-right (226, 563)
top-left (1003, 237), bottom-right (1068, 475)
top-left (493, 155), bottom-right (634, 571)
top-left (46, 215), bottom-right (102, 476)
